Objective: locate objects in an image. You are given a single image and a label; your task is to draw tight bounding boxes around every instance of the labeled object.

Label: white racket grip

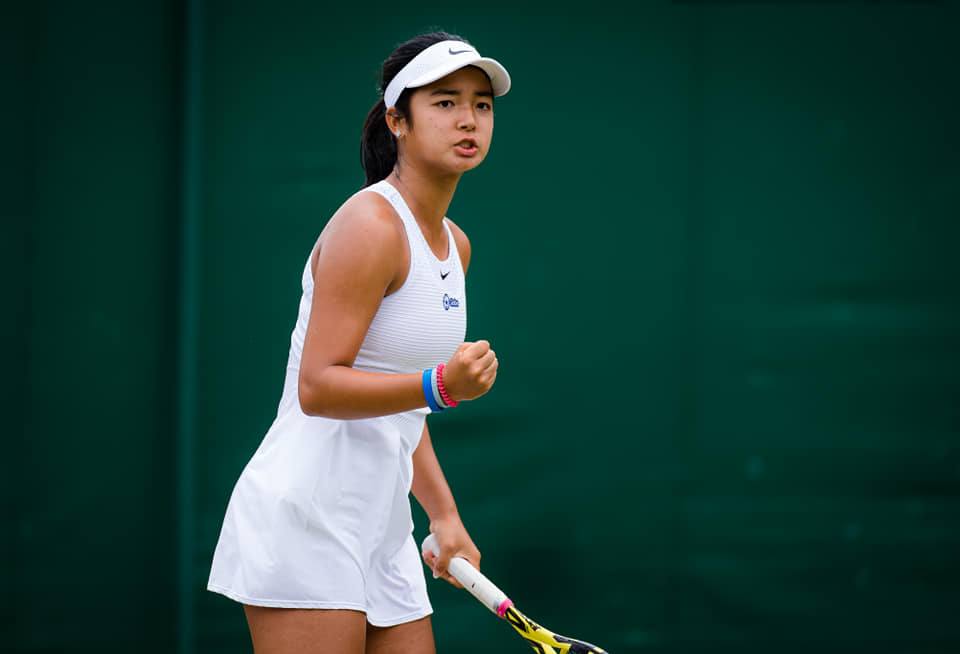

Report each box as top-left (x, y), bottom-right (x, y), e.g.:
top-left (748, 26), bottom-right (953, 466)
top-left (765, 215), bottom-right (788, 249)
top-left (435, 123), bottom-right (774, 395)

top-left (421, 534), bottom-right (513, 617)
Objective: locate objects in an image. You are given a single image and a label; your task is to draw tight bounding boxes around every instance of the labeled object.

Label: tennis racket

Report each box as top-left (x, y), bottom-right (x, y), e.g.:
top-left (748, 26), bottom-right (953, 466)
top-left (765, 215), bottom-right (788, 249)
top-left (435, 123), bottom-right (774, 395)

top-left (421, 534), bottom-right (608, 654)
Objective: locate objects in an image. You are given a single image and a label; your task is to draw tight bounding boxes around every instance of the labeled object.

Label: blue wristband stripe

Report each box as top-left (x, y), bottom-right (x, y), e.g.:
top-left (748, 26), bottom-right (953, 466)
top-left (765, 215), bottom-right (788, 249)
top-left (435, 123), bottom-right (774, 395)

top-left (422, 369), bottom-right (443, 412)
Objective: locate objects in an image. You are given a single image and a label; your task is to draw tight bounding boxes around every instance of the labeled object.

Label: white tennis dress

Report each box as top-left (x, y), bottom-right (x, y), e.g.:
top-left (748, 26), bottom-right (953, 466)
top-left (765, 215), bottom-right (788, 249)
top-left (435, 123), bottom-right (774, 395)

top-left (207, 180), bottom-right (467, 626)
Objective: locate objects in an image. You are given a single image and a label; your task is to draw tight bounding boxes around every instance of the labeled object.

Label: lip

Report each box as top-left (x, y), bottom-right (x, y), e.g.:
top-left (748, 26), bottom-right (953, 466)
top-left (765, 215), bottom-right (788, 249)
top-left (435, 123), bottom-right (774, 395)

top-left (454, 138), bottom-right (478, 156)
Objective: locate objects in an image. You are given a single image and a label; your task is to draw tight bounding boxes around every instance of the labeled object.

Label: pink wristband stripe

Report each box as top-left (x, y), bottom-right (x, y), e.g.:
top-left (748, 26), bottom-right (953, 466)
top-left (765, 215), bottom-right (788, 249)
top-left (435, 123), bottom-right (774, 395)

top-left (436, 363), bottom-right (459, 407)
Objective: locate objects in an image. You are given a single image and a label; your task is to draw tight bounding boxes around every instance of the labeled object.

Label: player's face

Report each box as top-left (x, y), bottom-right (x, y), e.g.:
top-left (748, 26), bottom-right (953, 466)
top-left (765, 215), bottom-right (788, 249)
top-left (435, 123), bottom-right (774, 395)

top-left (401, 66), bottom-right (495, 175)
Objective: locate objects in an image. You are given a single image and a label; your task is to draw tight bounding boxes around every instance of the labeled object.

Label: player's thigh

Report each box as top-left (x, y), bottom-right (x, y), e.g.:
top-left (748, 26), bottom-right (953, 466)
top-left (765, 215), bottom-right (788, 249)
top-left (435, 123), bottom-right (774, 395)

top-left (243, 605), bottom-right (367, 654)
top-left (365, 615), bottom-right (435, 654)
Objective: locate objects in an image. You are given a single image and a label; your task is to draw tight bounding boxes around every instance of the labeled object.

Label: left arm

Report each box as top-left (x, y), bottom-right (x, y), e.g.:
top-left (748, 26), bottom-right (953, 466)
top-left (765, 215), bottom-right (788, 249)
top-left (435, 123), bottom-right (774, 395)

top-left (412, 421), bottom-right (480, 587)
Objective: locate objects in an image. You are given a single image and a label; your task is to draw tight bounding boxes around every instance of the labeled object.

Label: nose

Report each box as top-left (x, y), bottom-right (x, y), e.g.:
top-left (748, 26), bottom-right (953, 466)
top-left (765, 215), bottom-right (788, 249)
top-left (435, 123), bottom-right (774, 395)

top-left (457, 105), bottom-right (477, 131)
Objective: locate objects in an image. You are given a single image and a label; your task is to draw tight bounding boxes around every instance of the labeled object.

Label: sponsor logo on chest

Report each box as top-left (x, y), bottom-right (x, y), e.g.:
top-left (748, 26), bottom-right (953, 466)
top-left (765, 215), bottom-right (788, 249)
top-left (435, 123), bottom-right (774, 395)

top-left (442, 293), bottom-right (460, 311)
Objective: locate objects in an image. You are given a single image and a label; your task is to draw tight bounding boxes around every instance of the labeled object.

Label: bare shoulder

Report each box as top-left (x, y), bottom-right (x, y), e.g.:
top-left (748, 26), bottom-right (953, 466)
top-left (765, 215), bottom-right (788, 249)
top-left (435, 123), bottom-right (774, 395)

top-left (323, 189), bottom-right (404, 248)
top-left (314, 189), bottom-right (406, 274)
top-left (445, 217), bottom-right (472, 274)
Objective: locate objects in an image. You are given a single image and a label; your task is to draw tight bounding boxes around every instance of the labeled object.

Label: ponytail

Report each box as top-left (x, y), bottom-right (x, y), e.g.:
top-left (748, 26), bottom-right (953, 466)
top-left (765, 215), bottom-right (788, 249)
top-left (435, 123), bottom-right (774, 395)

top-left (359, 30), bottom-right (467, 187)
top-left (361, 100), bottom-right (396, 187)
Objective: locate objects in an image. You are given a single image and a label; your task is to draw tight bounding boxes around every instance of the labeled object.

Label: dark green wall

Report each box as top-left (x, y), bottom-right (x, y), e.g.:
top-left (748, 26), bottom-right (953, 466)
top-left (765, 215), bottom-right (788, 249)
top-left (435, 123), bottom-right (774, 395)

top-left (6, 1), bottom-right (958, 653)
top-left (6, 1), bottom-right (181, 651)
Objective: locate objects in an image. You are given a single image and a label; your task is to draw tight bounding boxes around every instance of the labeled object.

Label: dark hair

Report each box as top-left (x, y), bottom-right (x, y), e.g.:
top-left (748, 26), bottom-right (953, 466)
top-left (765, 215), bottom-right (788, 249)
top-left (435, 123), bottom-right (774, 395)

top-left (361, 31), bottom-right (467, 187)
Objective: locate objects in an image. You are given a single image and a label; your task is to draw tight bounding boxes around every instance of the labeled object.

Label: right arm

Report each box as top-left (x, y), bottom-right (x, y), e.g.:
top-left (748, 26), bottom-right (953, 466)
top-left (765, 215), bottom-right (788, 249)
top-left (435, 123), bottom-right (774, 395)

top-left (297, 194), bottom-right (496, 419)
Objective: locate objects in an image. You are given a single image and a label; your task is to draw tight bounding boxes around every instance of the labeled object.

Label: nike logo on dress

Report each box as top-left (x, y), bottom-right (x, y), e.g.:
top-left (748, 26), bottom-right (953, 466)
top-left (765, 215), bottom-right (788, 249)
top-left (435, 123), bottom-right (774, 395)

top-left (448, 48), bottom-right (471, 55)
top-left (440, 271), bottom-right (450, 280)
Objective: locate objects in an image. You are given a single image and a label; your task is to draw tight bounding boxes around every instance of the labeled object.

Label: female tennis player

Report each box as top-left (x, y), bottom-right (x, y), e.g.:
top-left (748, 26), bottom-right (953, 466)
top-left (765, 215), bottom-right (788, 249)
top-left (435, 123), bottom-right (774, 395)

top-left (207, 31), bottom-right (511, 653)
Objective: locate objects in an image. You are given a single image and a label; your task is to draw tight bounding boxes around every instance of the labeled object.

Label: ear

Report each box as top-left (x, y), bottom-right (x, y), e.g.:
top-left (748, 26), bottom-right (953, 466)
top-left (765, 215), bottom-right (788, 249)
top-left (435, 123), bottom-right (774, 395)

top-left (384, 109), bottom-right (406, 137)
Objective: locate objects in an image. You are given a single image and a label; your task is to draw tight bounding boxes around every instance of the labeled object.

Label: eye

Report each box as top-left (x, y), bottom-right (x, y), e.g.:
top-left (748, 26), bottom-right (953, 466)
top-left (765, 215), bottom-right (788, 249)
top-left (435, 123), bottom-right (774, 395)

top-left (477, 101), bottom-right (492, 111)
top-left (436, 99), bottom-right (454, 108)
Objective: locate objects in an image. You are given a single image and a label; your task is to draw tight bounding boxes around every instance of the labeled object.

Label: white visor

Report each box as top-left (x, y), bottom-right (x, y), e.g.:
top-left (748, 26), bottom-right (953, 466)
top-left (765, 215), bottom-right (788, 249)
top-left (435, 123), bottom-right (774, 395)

top-left (383, 40), bottom-right (511, 110)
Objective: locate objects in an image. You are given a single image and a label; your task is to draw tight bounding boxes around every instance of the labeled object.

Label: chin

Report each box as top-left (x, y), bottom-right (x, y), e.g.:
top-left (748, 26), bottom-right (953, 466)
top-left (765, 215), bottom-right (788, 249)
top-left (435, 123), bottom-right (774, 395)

top-left (454, 154), bottom-right (485, 173)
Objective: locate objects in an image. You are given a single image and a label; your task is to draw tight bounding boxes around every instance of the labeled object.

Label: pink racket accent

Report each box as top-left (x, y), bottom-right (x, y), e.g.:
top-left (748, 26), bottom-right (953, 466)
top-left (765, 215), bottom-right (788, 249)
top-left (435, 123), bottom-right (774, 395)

top-left (496, 599), bottom-right (514, 618)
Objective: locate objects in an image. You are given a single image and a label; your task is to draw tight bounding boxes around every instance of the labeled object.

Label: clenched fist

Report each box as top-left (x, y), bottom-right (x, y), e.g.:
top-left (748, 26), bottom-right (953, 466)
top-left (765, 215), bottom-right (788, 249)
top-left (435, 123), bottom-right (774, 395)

top-left (440, 340), bottom-right (498, 402)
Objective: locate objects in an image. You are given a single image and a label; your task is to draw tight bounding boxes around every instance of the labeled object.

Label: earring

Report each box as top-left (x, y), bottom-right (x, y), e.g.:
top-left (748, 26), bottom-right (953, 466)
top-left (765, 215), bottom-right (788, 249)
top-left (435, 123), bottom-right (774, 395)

top-left (396, 131), bottom-right (402, 137)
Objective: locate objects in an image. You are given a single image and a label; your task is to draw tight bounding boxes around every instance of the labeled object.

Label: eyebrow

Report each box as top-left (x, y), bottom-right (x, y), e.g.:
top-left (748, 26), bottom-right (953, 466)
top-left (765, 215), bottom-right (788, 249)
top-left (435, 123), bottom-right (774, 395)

top-left (430, 88), bottom-right (494, 98)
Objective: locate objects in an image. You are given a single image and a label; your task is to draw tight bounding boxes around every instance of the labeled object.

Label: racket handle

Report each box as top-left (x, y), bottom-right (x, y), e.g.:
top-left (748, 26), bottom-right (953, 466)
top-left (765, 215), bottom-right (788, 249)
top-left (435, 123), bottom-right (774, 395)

top-left (421, 534), bottom-right (513, 618)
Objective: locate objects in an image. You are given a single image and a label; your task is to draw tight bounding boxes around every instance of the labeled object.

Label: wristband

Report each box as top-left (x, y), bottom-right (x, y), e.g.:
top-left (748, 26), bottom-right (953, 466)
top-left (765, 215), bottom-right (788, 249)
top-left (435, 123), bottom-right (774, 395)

top-left (422, 369), bottom-right (444, 412)
top-left (430, 367), bottom-right (449, 409)
top-left (436, 363), bottom-right (459, 407)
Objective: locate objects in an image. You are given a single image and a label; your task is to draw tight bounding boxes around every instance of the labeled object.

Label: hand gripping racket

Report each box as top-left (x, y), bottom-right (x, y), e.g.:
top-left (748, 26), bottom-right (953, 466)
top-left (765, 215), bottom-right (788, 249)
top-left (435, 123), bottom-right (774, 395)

top-left (421, 534), bottom-right (608, 654)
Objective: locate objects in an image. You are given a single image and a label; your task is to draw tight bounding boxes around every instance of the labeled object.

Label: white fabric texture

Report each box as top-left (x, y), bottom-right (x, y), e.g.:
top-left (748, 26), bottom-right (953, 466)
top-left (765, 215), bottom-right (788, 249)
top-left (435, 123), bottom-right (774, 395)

top-left (207, 180), bottom-right (467, 625)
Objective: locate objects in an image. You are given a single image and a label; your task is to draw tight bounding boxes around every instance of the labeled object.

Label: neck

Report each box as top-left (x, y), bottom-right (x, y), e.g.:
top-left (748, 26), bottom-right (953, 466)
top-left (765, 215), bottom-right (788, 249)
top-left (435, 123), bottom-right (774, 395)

top-left (386, 165), bottom-right (460, 236)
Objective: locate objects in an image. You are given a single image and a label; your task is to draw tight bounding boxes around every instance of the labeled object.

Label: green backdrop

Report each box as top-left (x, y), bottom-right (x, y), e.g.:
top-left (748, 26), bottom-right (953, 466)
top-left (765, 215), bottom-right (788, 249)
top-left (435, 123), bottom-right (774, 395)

top-left (6, 1), bottom-right (958, 653)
